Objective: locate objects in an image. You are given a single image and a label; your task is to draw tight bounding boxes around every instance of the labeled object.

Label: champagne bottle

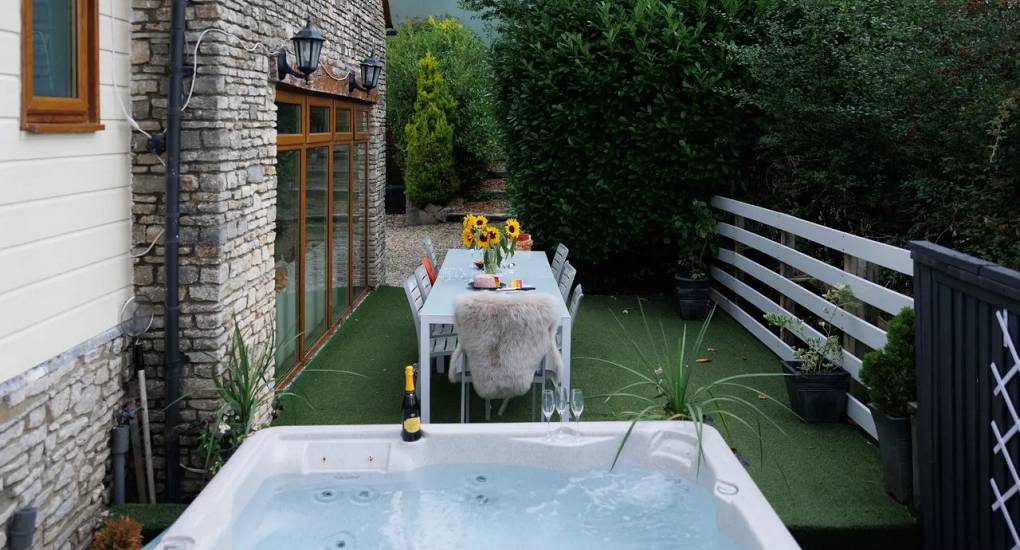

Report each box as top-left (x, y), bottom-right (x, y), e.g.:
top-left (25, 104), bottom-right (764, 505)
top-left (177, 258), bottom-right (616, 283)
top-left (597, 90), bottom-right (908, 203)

top-left (401, 365), bottom-right (422, 442)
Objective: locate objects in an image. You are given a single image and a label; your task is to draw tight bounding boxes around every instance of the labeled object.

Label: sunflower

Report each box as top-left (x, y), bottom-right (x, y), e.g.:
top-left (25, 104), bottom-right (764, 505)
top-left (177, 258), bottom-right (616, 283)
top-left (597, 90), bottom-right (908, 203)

top-left (473, 215), bottom-right (488, 228)
top-left (504, 218), bottom-right (521, 239)
top-left (462, 214), bottom-right (476, 230)
top-left (461, 227), bottom-right (474, 248)
top-left (485, 226), bottom-right (501, 246)
top-left (476, 229), bottom-right (491, 248)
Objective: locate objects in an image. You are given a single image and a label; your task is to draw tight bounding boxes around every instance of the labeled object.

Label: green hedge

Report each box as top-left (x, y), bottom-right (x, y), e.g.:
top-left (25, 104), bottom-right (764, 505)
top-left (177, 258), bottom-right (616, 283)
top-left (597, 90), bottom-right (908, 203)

top-left (465, 0), bottom-right (762, 287)
top-left (387, 17), bottom-right (501, 188)
top-left (405, 51), bottom-right (460, 206)
top-left (733, 0), bottom-right (1020, 269)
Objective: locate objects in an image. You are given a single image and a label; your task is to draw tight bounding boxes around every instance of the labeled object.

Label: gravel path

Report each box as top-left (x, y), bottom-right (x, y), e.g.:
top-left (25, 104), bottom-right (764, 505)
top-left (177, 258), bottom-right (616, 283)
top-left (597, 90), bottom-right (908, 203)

top-left (384, 214), bottom-right (463, 287)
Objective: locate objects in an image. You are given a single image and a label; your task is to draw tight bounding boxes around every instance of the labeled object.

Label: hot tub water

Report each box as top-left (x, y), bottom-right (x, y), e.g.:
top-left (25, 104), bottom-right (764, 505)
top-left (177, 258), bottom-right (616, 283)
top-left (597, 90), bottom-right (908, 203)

top-left (217, 464), bottom-right (741, 550)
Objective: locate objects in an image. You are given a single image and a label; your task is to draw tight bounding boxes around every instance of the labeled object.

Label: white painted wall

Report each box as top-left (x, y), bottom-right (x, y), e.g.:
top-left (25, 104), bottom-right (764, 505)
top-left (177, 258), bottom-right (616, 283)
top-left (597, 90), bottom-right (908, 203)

top-left (0, 0), bottom-right (133, 384)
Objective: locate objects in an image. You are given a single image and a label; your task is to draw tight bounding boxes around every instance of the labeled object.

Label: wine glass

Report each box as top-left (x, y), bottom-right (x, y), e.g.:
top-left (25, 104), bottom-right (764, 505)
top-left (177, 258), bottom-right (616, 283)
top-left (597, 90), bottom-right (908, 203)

top-left (570, 389), bottom-right (584, 434)
top-left (556, 385), bottom-right (569, 423)
top-left (541, 389), bottom-right (556, 437)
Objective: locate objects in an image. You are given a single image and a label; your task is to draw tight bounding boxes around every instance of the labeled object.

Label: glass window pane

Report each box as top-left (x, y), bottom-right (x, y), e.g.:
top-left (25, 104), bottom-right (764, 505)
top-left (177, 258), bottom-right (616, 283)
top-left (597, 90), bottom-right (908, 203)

top-left (355, 110), bottom-right (368, 133)
top-left (351, 142), bottom-right (368, 297)
top-left (277, 102), bottom-right (301, 134)
top-left (336, 108), bottom-right (351, 133)
top-left (274, 150), bottom-right (300, 379)
top-left (32, 0), bottom-right (77, 98)
top-left (332, 144), bottom-right (351, 322)
top-left (310, 105), bottom-right (329, 134)
top-left (304, 147), bottom-right (329, 350)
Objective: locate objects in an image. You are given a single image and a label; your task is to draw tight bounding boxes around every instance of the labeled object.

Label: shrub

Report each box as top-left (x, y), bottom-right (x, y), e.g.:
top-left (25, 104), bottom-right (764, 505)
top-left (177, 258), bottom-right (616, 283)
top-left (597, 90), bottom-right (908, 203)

top-left (387, 16), bottom-right (501, 186)
top-left (464, 0), bottom-right (763, 288)
top-left (733, 0), bottom-right (1020, 269)
top-left (91, 517), bottom-right (143, 550)
top-left (860, 308), bottom-right (916, 418)
top-left (404, 51), bottom-right (460, 206)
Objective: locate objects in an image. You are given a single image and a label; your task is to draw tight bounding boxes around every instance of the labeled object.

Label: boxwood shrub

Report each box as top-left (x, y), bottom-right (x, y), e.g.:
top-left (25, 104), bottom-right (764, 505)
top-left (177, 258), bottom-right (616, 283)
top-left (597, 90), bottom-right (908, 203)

top-left (465, 0), bottom-right (763, 288)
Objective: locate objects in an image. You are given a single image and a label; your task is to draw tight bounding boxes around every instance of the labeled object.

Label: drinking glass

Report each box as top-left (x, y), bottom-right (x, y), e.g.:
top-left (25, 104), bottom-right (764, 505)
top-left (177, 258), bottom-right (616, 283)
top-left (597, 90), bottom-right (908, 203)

top-left (556, 385), bottom-right (569, 422)
top-left (541, 389), bottom-right (556, 437)
top-left (570, 389), bottom-right (584, 433)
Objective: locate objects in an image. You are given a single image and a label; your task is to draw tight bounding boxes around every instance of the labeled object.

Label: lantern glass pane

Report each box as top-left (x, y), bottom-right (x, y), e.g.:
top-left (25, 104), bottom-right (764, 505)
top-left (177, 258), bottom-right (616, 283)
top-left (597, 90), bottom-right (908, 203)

top-left (309, 41), bottom-right (323, 71)
top-left (294, 39), bottom-right (310, 70)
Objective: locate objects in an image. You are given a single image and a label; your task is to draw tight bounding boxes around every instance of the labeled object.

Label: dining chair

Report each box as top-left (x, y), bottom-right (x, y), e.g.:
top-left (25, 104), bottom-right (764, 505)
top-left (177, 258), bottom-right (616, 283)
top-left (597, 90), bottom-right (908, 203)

top-left (414, 264), bottom-right (433, 298)
top-left (557, 260), bottom-right (577, 302)
top-left (550, 243), bottom-right (569, 281)
top-left (403, 275), bottom-right (457, 374)
top-left (422, 235), bottom-right (439, 270)
top-left (449, 292), bottom-right (563, 423)
top-left (558, 284), bottom-right (583, 350)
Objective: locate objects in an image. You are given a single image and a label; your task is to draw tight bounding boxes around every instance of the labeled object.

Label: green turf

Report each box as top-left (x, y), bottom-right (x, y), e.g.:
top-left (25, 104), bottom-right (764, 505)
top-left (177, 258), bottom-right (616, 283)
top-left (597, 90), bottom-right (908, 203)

top-left (275, 287), bottom-right (918, 548)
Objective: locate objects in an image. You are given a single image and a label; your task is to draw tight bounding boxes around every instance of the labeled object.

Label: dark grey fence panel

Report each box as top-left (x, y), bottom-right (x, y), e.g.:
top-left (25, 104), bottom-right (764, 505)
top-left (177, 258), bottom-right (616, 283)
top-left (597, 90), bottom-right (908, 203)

top-left (911, 241), bottom-right (1020, 550)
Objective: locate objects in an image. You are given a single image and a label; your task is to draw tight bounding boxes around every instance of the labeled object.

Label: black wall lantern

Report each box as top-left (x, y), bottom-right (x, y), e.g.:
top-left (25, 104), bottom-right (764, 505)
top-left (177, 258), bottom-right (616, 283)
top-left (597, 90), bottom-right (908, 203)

top-left (348, 53), bottom-right (383, 93)
top-left (277, 17), bottom-right (325, 82)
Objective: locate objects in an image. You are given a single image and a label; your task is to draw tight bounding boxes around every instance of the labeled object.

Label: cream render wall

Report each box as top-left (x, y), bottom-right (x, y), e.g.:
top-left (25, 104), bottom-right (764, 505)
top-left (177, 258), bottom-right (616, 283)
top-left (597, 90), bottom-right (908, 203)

top-left (0, 0), bottom-right (134, 384)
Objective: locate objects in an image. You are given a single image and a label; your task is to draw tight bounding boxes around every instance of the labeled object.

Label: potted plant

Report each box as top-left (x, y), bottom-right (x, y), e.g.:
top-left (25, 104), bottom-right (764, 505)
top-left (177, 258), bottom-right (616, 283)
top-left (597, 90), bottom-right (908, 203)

top-left (673, 203), bottom-right (716, 320)
top-left (764, 284), bottom-right (857, 423)
top-left (860, 307), bottom-right (916, 503)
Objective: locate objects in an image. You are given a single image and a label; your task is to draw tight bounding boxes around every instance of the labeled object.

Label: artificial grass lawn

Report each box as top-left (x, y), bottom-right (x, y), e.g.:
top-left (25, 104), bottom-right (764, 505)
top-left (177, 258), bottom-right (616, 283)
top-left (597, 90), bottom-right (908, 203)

top-left (275, 287), bottom-right (918, 548)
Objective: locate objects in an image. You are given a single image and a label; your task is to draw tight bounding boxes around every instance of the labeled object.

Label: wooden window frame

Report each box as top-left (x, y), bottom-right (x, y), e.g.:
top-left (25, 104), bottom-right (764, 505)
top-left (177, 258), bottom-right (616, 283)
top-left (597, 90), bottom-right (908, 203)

top-left (273, 87), bottom-right (373, 387)
top-left (20, 0), bottom-right (103, 133)
top-left (354, 106), bottom-right (371, 140)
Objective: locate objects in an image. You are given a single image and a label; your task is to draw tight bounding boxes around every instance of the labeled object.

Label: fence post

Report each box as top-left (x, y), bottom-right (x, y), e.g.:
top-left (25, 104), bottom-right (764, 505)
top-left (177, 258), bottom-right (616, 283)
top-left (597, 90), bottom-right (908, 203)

top-left (842, 254), bottom-right (878, 358)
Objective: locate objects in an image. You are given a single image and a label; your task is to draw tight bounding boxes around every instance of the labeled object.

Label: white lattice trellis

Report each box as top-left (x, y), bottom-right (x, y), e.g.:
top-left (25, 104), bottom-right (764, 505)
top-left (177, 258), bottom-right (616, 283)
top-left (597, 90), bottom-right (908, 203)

top-left (991, 309), bottom-right (1020, 550)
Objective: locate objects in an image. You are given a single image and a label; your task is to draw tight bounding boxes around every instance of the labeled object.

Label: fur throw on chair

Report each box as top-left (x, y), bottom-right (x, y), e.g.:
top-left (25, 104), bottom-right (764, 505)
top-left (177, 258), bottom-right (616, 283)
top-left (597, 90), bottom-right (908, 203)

top-left (449, 292), bottom-right (563, 399)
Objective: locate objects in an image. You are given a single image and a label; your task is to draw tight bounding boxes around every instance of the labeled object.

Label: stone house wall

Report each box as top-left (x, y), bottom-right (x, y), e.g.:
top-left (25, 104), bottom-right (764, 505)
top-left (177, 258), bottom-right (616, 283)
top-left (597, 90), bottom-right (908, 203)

top-left (130, 0), bottom-right (387, 497)
top-left (0, 332), bottom-right (129, 549)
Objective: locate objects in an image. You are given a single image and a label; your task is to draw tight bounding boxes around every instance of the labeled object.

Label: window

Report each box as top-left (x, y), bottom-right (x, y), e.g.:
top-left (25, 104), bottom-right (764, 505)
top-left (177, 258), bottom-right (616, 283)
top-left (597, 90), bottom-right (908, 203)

top-left (273, 88), bottom-right (372, 382)
top-left (21, 0), bottom-right (102, 132)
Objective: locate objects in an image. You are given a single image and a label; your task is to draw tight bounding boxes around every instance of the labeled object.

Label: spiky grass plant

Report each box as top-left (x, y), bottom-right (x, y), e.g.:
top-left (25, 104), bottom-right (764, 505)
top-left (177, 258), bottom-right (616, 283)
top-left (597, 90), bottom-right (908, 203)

top-left (200, 317), bottom-right (363, 475)
top-left (585, 303), bottom-right (793, 472)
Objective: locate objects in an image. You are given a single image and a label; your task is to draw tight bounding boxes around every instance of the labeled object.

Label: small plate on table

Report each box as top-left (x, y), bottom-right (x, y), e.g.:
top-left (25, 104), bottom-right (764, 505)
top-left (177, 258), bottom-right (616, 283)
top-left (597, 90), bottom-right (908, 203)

top-left (467, 281), bottom-right (506, 290)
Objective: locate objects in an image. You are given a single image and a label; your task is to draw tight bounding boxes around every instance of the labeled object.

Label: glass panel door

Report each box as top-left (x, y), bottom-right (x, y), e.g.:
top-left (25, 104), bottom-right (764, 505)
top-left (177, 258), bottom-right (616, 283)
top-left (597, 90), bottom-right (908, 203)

top-left (303, 146), bottom-right (329, 350)
top-left (332, 144), bottom-right (351, 322)
top-left (274, 150), bottom-right (300, 378)
top-left (351, 142), bottom-right (368, 297)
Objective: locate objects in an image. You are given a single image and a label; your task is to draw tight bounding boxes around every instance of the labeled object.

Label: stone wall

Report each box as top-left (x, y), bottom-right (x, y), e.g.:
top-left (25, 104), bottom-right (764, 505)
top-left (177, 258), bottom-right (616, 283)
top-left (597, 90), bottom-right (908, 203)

top-left (0, 331), bottom-right (129, 549)
top-left (130, 0), bottom-right (386, 497)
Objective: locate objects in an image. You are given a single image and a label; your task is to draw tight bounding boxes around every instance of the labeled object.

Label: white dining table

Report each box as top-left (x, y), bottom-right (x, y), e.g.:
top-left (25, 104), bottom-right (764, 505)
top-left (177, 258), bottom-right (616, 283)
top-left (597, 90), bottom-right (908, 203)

top-left (418, 249), bottom-right (572, 423)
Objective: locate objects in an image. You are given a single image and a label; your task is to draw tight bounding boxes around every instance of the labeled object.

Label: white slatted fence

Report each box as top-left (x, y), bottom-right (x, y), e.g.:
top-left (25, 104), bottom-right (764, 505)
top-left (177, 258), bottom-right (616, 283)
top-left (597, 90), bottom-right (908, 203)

top-left (710, 196), bottom-right (914, 439)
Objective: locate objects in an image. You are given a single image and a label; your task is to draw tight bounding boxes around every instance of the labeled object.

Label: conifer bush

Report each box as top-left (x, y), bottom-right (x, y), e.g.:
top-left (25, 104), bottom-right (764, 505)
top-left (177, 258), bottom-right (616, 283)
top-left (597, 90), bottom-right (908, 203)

top-left (404, 51), bottom-right (459, 206)
top-left (388, 17), bottom-right (501, 186)
top-left (860, 308), bottom-right (916, 418)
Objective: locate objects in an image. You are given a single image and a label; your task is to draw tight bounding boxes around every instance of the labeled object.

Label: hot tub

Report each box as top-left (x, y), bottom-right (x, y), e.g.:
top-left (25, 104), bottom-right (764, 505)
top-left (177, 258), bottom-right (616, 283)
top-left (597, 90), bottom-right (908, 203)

top-left (154, 422), bottom-right (798, 549)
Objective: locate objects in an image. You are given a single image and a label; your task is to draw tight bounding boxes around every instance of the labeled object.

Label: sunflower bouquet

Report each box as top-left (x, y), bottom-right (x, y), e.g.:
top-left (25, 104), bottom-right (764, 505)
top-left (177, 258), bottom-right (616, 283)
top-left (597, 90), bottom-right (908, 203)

top-left (461, 214), bottom-right (523, 274)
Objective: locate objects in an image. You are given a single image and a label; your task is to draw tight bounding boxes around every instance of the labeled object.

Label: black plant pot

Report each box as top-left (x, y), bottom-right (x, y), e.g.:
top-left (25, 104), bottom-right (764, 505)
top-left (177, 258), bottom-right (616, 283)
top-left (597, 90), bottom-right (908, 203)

top-left (781, 360), bottom-right (850, 423)
top-left (385, 184), bottom-right (406, 214)
top-left (674, 274), bottom-right (711, 320)
top-left (869, 403), bottom-right (913, 504)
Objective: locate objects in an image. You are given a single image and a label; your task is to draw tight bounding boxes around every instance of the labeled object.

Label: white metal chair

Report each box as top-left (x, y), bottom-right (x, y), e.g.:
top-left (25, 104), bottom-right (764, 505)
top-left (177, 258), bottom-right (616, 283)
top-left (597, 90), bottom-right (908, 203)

top-left (559, 285), bottom-right (583, 349)
top-left (550, 243), bottom-right (569, 281)
top-left (414, 264), bottom-right (433, 299)
top-left (558, 261), bottom-right (577, 302)
top-left (449, 293), bottom-right (562, 423)
top-left (414, 264), bottom-right (455, 342)
top-left (403, 275), bottom-right (457, 374)
top-left (423, 235), bottom-right (439, 270)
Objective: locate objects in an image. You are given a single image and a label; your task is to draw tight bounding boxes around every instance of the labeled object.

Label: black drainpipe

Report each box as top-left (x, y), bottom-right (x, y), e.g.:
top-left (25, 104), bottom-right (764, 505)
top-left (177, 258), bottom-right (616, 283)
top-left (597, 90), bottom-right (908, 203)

top-left (163, 0), bottom-right (186, 503)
